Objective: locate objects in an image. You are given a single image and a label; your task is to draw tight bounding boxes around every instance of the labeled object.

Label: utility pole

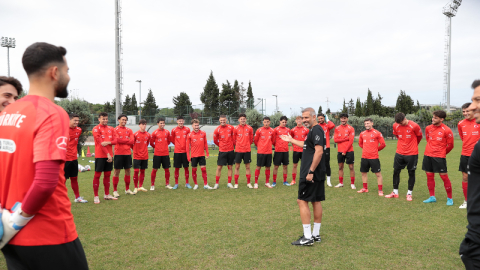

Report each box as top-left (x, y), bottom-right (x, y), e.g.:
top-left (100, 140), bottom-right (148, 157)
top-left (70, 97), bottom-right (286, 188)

top-left (115, 0), bottom-right (124, 118)
top-left (1, 37), bottom-right (15, 77)
top-left (272, 95), bottom-right (278, 113)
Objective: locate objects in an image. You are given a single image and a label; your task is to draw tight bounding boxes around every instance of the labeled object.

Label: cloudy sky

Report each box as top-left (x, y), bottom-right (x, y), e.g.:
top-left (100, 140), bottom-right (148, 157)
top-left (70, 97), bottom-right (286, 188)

top-left (1, 0), bottom-right (479, 115)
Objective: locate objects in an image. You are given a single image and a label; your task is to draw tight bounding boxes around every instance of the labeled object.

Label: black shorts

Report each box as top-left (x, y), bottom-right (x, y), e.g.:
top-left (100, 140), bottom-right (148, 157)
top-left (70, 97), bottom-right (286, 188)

top-left (191, 156), bottom-right (207, 167)
top-left (422, 155), bottom-right (448, 173)
top-left (293, 151), bottom-right (303, 164)
top-left (95, 158), bottom-right (113, 172)
top-left (257, 153), bottom-right (272, 167)
top-left (133, 159), bottom-right (149, 170)
top-left (298, 178), bottom-right (325, 202)
top-left (2, 237), bottom-right (88, 270)
top-left (64, 160), bottom-right (78, 179)
top-left (174, 153), bottom-right (189, 168)
top-left (393, 153), bottom-right (418, 171)
top-left (459, 155), bottom-right (470, 173)
top-left (217, 151), bottom-right (235, 166)
top-left (337, 151), bottom-right (354, 164)
top-left (235, 152), bottom-right (251, 164)
top-left (360, 158), bottom-right (381, 173)
top-left (273, 151), bottom-right (289, 166)
top-left (153, 155), bottom-right (170, 169)
top-left (114, 155), bottom-right (132, 170)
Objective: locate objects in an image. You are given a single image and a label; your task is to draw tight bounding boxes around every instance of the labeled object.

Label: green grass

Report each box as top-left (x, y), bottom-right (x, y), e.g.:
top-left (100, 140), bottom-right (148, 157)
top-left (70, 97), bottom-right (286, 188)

top-left (0, 140), bottom-right (467, 269)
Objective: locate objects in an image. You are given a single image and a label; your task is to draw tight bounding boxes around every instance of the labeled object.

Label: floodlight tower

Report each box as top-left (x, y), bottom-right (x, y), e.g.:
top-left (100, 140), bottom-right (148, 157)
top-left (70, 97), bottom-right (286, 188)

top-left (442, 0), bottom-right (462, 113)
top-left (115, 0), bottom-right (124, 118)
top-left (1, 37), bottom-right (16, 76)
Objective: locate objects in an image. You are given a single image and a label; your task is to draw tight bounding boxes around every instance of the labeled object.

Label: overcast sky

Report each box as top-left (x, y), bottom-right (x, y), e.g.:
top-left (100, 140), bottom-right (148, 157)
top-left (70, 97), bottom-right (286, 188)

top-left (1, 0), bottom-right (479, 116)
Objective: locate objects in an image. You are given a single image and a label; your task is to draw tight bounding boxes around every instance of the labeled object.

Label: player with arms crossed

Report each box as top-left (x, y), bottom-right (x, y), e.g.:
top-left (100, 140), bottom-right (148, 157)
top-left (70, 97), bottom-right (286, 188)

top-left (65, 113), bottom-right (87, 203)
top-left (0, 42), bottom-right (88, 269)
top-left (171, 116), bottom-right (191, 189)
top-left (254, 117), bottom-right (275, 188)
top-left (422, 110), bottom-right (454, 205)
top-left (113, 114), bottom-right (134, 197)
top-left (458, 103), bottom-right (480, 209)
top-left (357, 118), bottom-right (386, 196)
top-left (213, 115), bottom-right (235, 189)
top-left (233, 113), bottom-right (254, 188)
top-left (290, 116), bottom-right (309, 185)
top-left (0, 76), bottom-right (23, 112)
top-left (317, 113), bottom-right (335, 187)
top-left (187, 119), bottom-right (213, 190)
top-left (272, 116), bottom-right (292, 187)
top-left (132, 119), bottom-right (151, 193)
top-left (150, 118), bottom-right (172, 190)
top-left (334, 113), bottom-right (356, 189)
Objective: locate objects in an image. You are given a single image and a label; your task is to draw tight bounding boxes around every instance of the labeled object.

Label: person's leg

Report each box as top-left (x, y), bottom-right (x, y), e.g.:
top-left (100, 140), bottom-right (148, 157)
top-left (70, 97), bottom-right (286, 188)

top-left (273, 165), bottom-right (279, 184)
top-left (312, 201), bottom-right (323, 237)
top-left (407, 170), bottom-right (416, 194)
top-left (93, 171), bottom-right (101, 197)
top-left (151, 168), bottom-right (157, 187)
top-left (235, 163), bottom-right (241, 185)
top-left (440, 172), bottom-right (453, 199)
top-left (349, 163), bottom-right (355, 186)
top-left (201, 165), bottom-right (208, 186)
top-left (139, 169), bottom-right (146, 187)
top-left (103, 171), bottom-right (111, 196)
top-left (184, 167), bottom-right (190, 185)
top-left (245, 163), bottom-right (251, 185)
top-left (192, 166), bottom-right (198, 185)
top-left (393, 168), bottom-right (401, 193)
top-left (133, 169), bottom-right (139, 188)
top-left (255, 166), bottom-right (261, 185)
top-left (361, 172), bottom-right (368, 190)
top-left (265, 166), bottom-right (271, 185)
top-left (283, 165), bottom-right (288, 184)
top-left (337, 162), bottom-right (344, 187)
top-left (165, 168), bottom-right (171, 186)
top-left (297, 199), bottom-right (312, 239)
top-left (227, 165), bottom-right (233, 185)
top-left (112, 169), bottom-right (121, 192)
top-left (463, 172), bottom-right (468, 201)
top-left (375, 172), bottom-right (383, 192)
top-left (292, 163), bottom-right (298, 183)
top-left (216, 165), bottom-right (222, 185)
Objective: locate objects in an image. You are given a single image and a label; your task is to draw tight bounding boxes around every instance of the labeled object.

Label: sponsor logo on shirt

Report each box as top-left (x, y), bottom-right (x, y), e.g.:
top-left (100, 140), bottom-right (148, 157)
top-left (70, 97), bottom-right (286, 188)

top-left (56, 136), bottom-right (68, 150)
top-left (0, 138), bottom-right (16, 153)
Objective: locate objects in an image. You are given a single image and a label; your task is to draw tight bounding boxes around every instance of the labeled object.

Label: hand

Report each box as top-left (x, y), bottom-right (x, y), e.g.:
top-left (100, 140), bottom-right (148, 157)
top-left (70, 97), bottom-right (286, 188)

top-left (187, 158), bottom-right (191, 162)
top-left (342, 152), bottom-right (346, 156)
top-left (0, 202), bottom-right (34, 249)
top-left (101, 141), bottom-right (110, 146)
top-left (206, 155), bottom-right (209, 159)
top-left (280, 133), bottom-right (293, 142)
top-left (107, 154), bottom-right (113, 163)
top-left (306, 173), bottom-right (314, 182)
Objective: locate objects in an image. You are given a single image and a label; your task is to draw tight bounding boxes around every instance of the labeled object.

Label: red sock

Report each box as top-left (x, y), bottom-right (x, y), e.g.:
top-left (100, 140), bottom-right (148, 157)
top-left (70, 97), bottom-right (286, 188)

top-left (201, 167), bottom-right (208, 185)
top-left (339, 177), bottom-right (344, 184)
top-left (292, 173), bottom-right (297, 182)
top-left (124, 175), bottom-right (131, 190)
top-left (70, 177), bottom-right (80, 198)
top-left (265, 169), bottom-right (271, 184)
top-left (426, 173), bottom-right (435, 197)
top-left (228, 176), bottom-right (232, 184)
top-left (112, 176), bottom-right (119, 192)
top-left (273, 174), bottom-right (277, 183)
top-left (216, 176), bottom-right (220, 184)
top-left (93, 172), bottom-right (101, 197)
top-left (378, 184), bottom-right (382, 191)
top-left (246, 174), bottom-right (251, 184)
top-left (139, 169), bottom-right (145, 187)
top-left (440, 174), bottom-right (453, 199)
top-left (234, 175), bottom-right (239, 185)
top-left (133, 169), bottom-right (139, 188)
top-left (283, 174), bottom-right (287, 183)
top-left (165, 168), bottom-right (170, 186)
top-left (103, 171), bottom-right (111, 195)
top-left (192, 168), bottom-right (198, 185)
top-left (175, 168), bottom-right (180, 185)
top-left (351, 177), bottom-right (355, 185)
top-left (151, 170), bottom-right (157, 186)
top-left (184, 168), bottom-right (190, 184)
top-left (463, 182), bottom-right (468, 200)
top-left (363, 183), bottom-right (368, 189)
top-left (255, 169), bottom-right (260, 184)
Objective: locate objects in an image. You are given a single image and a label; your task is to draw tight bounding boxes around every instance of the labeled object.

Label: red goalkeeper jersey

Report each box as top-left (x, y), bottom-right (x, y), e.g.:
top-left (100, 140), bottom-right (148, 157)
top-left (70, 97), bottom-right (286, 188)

top-left (66, 126), bottom-right (82, 161)
top-left (458, 118), bottom-right (480, 156)
top-left (254, 126), bottom-right (275, 154)
top-left (114, 126), bottom-right (134, 155)
top-left (290, 126), bottom-right (309, 152)
top-left (393, 120), bottom-right (422, 156)
top-left (424, 123), bottom-right (454, 158)
top-left (234, 124), bottom-right (254, 153)
top-left (151, 128), bottom-right (171, 156)
top-left (170, 126), bottom-right (190, 153)
top-left (92, 124), bottom-right (117, 158)
top-left (334, 124), bottom-right (355, 153)
top-left (213, 124), bottom-right (235, 152)
top-left (359, 129), bottom-right (386, 159)
top-left (133, 131), bottom-right (151, 160)
top-left (187, 130), bottom-right (209, 159)
top-left (319, 121), bottom-right (335, 148)
top-left (273, 126), bottom-right (290, 152)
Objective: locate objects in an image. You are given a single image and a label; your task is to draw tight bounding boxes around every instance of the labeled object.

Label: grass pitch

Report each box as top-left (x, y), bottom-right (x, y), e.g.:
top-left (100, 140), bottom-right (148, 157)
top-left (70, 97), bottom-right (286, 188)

top-left (0, 140), bottom-right (467, 269)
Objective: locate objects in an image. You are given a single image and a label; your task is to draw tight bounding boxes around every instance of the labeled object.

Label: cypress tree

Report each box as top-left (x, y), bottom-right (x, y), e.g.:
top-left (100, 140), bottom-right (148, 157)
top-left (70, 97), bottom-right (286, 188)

top-left (200, 71), bottom-right (220, 117)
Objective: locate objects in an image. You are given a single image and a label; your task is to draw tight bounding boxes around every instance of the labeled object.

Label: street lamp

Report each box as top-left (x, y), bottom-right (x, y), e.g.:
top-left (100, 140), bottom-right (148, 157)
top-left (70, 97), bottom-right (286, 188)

top-left (272, 95), bottom-right (278, 113)
top-left (136, 80), bottom-right (142, 115)
top-left (1, 37), bottom-right (16, 77)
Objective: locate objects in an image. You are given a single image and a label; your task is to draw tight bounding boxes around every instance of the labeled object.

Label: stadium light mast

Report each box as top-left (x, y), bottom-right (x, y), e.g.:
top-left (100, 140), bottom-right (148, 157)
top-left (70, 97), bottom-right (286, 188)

top-left (1, 37), bottom-right (16, 77)
top-left (272, 95), bottom-right (278, 113)
top-left (136, 80), bottom-right (142, 116)
top-left (115, 0), bottom-right (124, 118)
top-left (442, 0), bottom-right (462, 113)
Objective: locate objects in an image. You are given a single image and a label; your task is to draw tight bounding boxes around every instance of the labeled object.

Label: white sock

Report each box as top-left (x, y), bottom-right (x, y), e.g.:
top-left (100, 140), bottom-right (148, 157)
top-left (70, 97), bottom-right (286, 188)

top-left (313, 223), bottom-right (321, 236)
top-left (393, 189), bottom-right (399, 195)
top-left (303, 224), bottom-right (312, 239)
top-left (327, 176), bottom-right (331, 182)
top-left (407, 190), bottom-right (412, 195)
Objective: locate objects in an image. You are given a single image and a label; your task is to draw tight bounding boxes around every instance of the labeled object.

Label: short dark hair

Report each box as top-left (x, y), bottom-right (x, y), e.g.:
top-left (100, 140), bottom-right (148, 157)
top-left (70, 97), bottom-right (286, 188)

top-left (98, 112), bottom-right (108, 118)
top-left (69, 113), bottom-right (79, 119)
top-left (117, 114), bottom-right (128, 120)
top-left (395, 113), bottom-right (405, 124)
top-left (191, 119), bottom-right (199, 124)
top-left (177, 116), bottom-right (184, 120)
top-left (317, 113), bottom-right (325, 118)
top-left (433, 110), bottom-right (447, 119)
top-left (263, 116), bottom-right (270, 121)
top-left (364, 118), bottom-right (373, 123)
top-left (238, 113), bottom-right (246, 119)
top-left (462, 103), bottom-right (472, 109)
top-left (157, 117), bottom-right (165, 123)
top-left (280, 116), bottom-right (288, 122)
top-left (22, 42), bottom-right (67, 76)
top-left (139, 119), bottom-right (147, 125)
top-left (472, 80), bottom-right (480, 90)
top-left (219, 115), bottom-right (227, 119)
top-left (0, 76), bottom-right (23, 96)
top-left (339, 113), bottom-right (349, 118)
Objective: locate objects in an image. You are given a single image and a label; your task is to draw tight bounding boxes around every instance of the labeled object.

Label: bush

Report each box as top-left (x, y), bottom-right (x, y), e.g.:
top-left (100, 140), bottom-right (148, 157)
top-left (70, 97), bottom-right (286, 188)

top-left (246, 109), bottom-right (263, 131)
top-left (56, 98), bottom-right (92, 153)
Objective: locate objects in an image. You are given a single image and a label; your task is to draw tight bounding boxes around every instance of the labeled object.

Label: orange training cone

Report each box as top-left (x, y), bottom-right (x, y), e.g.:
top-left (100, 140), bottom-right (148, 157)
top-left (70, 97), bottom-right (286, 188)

top-left (86, 146), bottom-right (92, 157)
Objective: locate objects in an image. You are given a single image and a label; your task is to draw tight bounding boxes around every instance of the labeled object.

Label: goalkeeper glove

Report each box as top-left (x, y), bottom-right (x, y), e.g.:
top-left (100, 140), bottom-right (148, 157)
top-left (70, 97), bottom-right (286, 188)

top-left (0, 202), bottom-right (34, 249)
top-left (325, 114), bottom-right (329, 123)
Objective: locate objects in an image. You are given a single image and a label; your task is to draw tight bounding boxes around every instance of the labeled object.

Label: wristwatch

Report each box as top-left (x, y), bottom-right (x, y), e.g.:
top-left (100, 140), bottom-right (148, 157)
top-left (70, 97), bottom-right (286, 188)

top-left (308, 170), bottom-right (314, 175)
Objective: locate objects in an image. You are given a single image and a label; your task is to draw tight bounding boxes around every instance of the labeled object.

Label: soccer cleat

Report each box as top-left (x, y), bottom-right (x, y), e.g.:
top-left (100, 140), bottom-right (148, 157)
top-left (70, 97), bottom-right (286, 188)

top-left (272, 182), bottom-right (277, 187)
top-left (406, 194), bottom-right (413, 201)
top-left (193, 185), bottom-right (198, 190)
top-left (378, 191), bottom-right (384, 196)
top-left (125, 189), bottom-right (135, 195)
top-left (385, 192), bottom-right (399, 198)
top-left (265, 183), bottom-right (273, 189)
top-left (150, 186), bottom-right (155, 191)
top-left (254, 183), bottom-right (259, 189)
top-left (172, 184), bottom-right (178, 190)
top-left (74, 197), bottom-right (88, 203)
top-left (94, 196), bottom-right (100, 204)
top-left (291, 235), bottom-right (314, 246)
top-left (312, 235), bottom-right (322, 243)
top-left (351, 184), bottom-right (356, 189)
top-left (113, 191), bottom-right (120, 198)
top-left (327, 181), bottom-right (332, 187)
top-left (423, 196), bottom-right (437, 203)
top-left (446, 198), bottom-right (454, 206)
top-left (234, 184), bottom-right (238, 189)
top-left (459, 200), bottom-right (467, 209)
top-left (138, 187), bottom-right (148, 192)
top-left (357, 188), bottom-right (368, 193)
top-left (165, 185), bottom-right (173, 190)
top-left (227, 183), bottom-right (234, 189)
top-left (283, 181), bottom-right (291, 186)
top-left (213, 184), bottom-right (219, 190)
top-left (185, 184), bottom-right (192, 189)
top-left (133, 188), bottom-right (138, 194)
top-left (104, 194), bottom-right (118, 200)
top-left (204, 185), bottom-right (214, 190)
top-left (247, 183), bottom-right (253, 189)
top-left (290, 181), bottom-right (296, 185)
top-left (335, 183), bottom-right (344, 188)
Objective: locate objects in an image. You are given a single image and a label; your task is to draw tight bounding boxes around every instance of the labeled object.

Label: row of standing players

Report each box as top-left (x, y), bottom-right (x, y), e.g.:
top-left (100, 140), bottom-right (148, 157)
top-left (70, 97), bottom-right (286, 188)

top-left (65, 107), bottom-right (477, 207)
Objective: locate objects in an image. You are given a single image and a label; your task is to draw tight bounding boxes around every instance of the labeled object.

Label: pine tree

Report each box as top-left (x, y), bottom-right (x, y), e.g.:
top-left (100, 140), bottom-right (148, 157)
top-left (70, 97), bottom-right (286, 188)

top-left (348, 99), bottom-right (355, 114)
top-left (373, 92), bottom-right (383, 116)
top-left (239, 82), bottom-right (247, 110)
top-left (231, 80), bottom-right (241, 116)
top-left (104, 101), bottom-right (113, 113)
top-left (364, 89), bottom-right (374, 116)
top-left (326, 108), bottom-right (331, 114)
top-left (355, 98), bottom-right (363, 116)
top-left (173, 92), bottom-right (194, 117)
top-left (142, 89), bottom-right (158, 117)
top-left (219, 80), bottom-right (236, 115)
top-left (246, 81), bottom-right (254, 109)
top-left (395, 90), bottom-right (415, 114)
top-left (131, 93), bottom-right (139, 114)
top-left (200, 71), bottom-right (220, 117)
top-left (123, 94), bottom-right (131, 113)
top-left (341, 99), bottom-right (348, 113)
top-left (318, 106), bottom-right (323, 115)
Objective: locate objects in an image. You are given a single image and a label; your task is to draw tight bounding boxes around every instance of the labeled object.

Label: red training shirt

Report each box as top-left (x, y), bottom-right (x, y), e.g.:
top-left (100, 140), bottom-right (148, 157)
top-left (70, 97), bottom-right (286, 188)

top-left (393, 120), bottom-right (423, 156)
top-left (424, 123), bottom-right (454, 158)
top-left (234, 124), bottom-right (254, 153)
top-left (254, 126), bottom-right (275, 154)
top-left (334, 124), bottom-right (355, 153)
top-left (290, 126), bottom-right (309, 152)
top-left (114, 126), bottom-right (134, 155)
top-left (133, 130), bottom-right (151, 160)
top-left (150, 128), bottom-right (171, 156)
top-left (187, 130), bottom-right (209, 159)
top-left (66, 126), bottom-right (82, 161)
top-left (0, 95), bottom-right (78, 246)
top-left (273, 126), bottom-right (290, 152)
top-left (213, 124), bottom-right (235, 152)
top-left (170, 126), bottom-right (190, 153)
top-left (358, 129), bottom-right (386, 159)
top-left (458, 118), bottom-right (480, 156)
top-left (318, 121), bottom-right (335, 148)
top-left (92, 124), bottom-right (116, 158)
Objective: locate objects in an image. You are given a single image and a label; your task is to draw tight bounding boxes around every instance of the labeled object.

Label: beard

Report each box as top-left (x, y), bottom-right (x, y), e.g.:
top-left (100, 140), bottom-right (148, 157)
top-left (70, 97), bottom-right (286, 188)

top-left (55, 73), bottom-right (69, 98)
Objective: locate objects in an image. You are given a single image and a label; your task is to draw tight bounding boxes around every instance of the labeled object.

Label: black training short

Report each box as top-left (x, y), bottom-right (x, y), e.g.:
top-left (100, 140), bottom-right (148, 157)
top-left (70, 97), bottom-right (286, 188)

top-left (422, 155), bottom-right (448, 173)
top-left (174, 153), bottom-right (189, 168)
top-left (235, 152), bottom-right (251, 164)
top-left (337, 151), bottom-right (354, 164)
top-left (298, 178), bottom-right (325, 202)
top-left (64, 160), bottom-right (79, 179)
top-left (191, 156), bottom-right (207, 167)
top-left (95, 158), bottom-right (113, 172)
top-left (217, 151), bottom-right (235, 166)
top-left (2, 237), bottom-right (89, 270)
top-left (153, 155), bottom-right (170, 169)
top-left (393, 153), bottom-right (418, 171)
top-left (257, 153), bottom-right (272, 167)
top-left (273, 151), bottom-right (289, 166)
top-left (133, 159), bottom-right (149, 170)
top-left (114, 155), bottom-right (132, 170)
top-left (459, 155), bottom-right (470, 173)
top-left (293, 151), bottom-right (303, 164)
top-left (360, 158), bottom-right (381, 173)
